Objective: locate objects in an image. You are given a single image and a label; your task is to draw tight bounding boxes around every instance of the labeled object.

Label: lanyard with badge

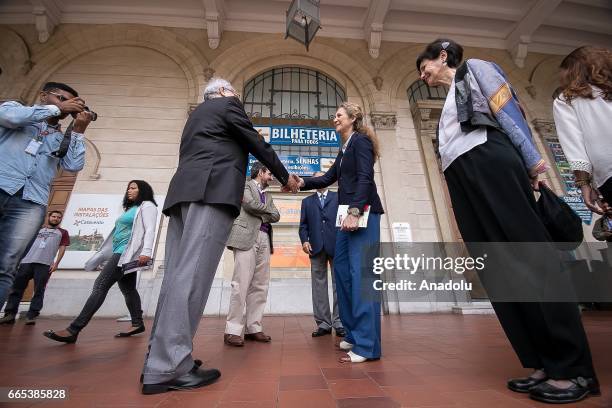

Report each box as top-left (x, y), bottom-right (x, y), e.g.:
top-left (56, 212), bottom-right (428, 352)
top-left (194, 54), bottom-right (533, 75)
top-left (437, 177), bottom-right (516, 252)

top-left (25, 127), bottom-right (49, 156)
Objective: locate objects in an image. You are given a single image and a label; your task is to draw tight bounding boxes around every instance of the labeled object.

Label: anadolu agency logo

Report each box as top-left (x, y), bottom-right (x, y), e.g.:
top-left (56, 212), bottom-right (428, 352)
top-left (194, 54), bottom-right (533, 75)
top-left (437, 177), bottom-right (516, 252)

top-left (370, 253), bottom-right (488, 292)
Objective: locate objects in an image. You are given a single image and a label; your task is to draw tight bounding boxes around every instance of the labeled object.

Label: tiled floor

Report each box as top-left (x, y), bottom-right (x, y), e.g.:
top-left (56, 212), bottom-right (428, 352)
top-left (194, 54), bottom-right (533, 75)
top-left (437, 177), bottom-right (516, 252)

top-left (1, 313), bottom-right (611, 407)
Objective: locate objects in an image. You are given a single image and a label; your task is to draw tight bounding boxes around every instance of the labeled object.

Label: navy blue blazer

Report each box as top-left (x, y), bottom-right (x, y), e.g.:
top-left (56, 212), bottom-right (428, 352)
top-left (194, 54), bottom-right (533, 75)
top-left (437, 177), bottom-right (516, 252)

top-left (299, 191), bottom-right (339, 257)
top-left (302, 133), bottom-right (384, 214)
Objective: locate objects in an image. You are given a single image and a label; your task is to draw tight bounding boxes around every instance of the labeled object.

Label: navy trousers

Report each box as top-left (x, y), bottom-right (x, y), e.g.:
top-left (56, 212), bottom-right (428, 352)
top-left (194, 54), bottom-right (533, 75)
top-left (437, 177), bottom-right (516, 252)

top-left (333, 213), bottom-right (381, 359)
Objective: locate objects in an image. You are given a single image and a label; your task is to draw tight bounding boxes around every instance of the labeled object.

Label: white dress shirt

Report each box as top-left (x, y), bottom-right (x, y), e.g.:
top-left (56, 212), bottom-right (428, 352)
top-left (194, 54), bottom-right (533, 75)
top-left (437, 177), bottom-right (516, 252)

top-left (553, 88), bottom-right (612, 188)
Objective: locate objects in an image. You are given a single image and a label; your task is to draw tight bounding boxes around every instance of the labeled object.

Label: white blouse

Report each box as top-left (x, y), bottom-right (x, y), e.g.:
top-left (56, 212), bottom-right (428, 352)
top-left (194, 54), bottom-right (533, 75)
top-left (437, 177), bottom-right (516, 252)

top-left (553, 89), bottom-right (612, 188)
top-left (438, 78), bottom-right (487, 171)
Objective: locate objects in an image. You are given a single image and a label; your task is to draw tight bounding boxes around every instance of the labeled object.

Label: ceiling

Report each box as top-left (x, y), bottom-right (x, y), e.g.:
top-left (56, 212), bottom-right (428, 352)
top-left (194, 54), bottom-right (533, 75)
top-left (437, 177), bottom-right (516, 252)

top-left (1, 0), bottom-right (610, 66)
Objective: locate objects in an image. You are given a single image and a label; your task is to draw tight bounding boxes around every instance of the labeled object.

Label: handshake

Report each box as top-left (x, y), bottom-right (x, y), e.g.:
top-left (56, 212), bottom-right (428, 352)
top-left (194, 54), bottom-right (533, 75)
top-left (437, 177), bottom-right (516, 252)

top-left (281, 174), bottom-right (305, 193)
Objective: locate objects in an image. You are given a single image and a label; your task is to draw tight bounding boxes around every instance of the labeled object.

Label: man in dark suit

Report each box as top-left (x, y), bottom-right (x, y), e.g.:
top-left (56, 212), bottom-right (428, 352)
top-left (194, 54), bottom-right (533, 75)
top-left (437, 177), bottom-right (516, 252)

top-left (299, 172), bottom-right (344, 338)
top-left (141, 78), bottom-right (299, 395)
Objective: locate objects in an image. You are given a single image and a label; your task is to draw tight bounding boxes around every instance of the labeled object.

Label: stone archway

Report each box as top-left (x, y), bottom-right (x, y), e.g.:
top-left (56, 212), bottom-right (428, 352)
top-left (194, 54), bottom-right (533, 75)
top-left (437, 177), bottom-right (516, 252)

top-left (210, 37), bottom-right (377, 114)
top-left (19, 24), bottom-right (208, 105)
top-left (41, 44), bottom-right (192, 223)
top-left (0, 27), bottom-right (33, 101)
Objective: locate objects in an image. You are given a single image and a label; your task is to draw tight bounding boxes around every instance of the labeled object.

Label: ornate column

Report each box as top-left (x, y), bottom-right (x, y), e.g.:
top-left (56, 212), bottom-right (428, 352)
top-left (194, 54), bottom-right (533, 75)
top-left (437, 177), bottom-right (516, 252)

top-left (370, 112), bottom-right (397, 130)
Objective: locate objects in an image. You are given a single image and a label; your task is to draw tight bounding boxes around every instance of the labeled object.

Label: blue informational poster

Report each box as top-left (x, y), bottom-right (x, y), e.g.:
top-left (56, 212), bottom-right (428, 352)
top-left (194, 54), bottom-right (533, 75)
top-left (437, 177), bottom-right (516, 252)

top-left (259, 126), bottom-right (340, 147)
top-left (248, 155), bottom-right (336, 176)
top-left (546, 139), bottom-right (592, 225)
top-left (563, 196), bottom-right (593, 226)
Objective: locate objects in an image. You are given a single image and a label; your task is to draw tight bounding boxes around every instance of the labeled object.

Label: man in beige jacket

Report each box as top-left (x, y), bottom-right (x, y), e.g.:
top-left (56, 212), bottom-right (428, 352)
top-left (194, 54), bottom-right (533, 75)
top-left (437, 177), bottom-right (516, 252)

top-left (224, 162), bottom-right (280, 346)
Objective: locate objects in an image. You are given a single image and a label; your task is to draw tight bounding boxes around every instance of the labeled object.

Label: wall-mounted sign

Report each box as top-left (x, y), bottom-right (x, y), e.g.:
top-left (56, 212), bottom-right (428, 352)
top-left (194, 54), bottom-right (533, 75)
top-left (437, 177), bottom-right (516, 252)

top-left (249, 155), bottom-right (336, 176)
top-left (546, 139), bottom-right (592, 225)
top-left (274, 198), bottom-right (302, 224)
top-left (563, 196), bottom-right (593, 226)
top-left (255, 126), bottom-right (339, 147)
top-left (60, 194), bottom-right (165, 269)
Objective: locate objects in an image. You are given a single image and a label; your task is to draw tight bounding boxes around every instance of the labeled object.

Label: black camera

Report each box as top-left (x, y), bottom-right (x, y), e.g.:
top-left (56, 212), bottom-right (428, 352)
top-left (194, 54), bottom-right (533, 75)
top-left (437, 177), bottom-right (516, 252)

top-left (71, 106), bottom-right (97, 121)
top-left (53, 106), bottom-right (97, 158)
top-left (84, 106), bottom-right (97, 121)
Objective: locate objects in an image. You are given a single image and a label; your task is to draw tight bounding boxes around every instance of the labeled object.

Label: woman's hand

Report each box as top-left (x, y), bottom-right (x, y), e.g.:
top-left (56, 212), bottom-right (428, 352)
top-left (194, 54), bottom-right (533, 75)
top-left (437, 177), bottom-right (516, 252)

top-left (138, 255), bottom-right (151, 266)
top-left (341, 214), bottom-right (360, 231)
top-left (530, 175), bottom-right (542, 191)
top-left (580, 184), bottom-right (604, 215)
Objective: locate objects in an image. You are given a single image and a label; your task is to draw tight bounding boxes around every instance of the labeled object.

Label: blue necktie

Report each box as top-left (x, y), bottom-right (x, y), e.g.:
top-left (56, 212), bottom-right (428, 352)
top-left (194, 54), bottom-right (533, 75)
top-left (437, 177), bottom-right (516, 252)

top-left (319, 194), bottom-right (325, 208)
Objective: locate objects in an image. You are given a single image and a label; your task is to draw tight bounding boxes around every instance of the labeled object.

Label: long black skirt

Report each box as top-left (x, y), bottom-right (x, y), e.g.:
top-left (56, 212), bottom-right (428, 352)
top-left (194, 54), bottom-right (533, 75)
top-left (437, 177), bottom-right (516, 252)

top-left (444, 128), bottom-right (595, 379)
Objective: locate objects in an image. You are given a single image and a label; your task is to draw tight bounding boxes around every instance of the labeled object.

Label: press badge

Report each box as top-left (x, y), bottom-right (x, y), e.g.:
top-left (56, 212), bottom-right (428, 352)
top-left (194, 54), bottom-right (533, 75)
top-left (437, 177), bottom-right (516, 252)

top-left (25, 139), bottom-right (43, 156)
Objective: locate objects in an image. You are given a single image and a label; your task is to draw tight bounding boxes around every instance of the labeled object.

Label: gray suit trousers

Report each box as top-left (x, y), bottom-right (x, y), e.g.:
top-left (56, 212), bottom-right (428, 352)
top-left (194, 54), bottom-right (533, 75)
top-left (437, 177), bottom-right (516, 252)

top-left (142, 202), bottom-right (233, 384)
top-left (311, 251), bottom-right (342, 330)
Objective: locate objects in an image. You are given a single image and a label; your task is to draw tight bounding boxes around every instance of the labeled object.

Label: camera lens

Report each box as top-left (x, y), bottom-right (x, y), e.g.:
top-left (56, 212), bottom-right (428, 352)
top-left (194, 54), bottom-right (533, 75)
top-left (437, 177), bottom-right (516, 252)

top-left (83, 106), bottom-right (98, 121)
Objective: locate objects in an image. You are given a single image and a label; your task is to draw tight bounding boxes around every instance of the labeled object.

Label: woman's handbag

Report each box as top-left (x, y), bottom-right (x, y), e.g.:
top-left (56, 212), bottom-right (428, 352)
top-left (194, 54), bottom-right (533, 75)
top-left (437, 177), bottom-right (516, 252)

top-left (536, 183), bottom-right (584, 250)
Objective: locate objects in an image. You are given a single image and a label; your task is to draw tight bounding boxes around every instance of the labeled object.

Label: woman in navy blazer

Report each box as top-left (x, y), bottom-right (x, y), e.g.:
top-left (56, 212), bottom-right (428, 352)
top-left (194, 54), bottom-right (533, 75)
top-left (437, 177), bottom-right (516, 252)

top-left (294, 102), bottom-right (384, 363)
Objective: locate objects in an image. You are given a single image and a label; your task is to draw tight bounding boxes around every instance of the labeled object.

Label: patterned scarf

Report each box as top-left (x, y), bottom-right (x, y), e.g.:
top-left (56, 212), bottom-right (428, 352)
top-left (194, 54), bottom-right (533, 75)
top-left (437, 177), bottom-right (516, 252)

top-left (455, 59), bottom-right (548, 177)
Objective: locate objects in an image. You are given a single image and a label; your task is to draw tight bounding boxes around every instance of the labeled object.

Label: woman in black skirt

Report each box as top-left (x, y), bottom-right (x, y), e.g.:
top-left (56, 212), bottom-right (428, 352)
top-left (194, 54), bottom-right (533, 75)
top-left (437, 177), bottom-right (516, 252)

top-left (416, 39), bottom-right (599, 404)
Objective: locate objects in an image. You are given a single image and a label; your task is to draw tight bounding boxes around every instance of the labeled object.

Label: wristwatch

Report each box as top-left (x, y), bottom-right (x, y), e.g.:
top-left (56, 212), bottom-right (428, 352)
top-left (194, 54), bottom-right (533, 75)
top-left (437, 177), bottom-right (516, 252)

top-left (347, 207), bottom-right (362, 217)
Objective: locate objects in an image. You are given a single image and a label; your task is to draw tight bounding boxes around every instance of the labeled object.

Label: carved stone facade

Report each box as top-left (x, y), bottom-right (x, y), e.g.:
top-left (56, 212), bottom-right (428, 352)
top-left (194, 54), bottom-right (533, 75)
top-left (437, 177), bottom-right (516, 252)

top-left (0, 20), bottom-right (580, 315)
top-left (370, 112), bottom-right (397, 130)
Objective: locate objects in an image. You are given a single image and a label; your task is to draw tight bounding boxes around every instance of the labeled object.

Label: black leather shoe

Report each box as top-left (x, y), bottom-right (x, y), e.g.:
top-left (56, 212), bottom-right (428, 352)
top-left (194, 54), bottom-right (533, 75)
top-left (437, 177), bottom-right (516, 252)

top-left (312, 328), bottom-right (332, 337)
top-left (529, 377), bottom-right (601, 404)
top-left (507, 375), bottom-right (548, 393)
top-left (115, 324), bottom-right (145, 338)
top-left (140, 359), bottom-right (203, 384)
top-left (335, 328), bottom-right (346, 337)
top-left (43, 329), bottom-right (78, 344)
top-left (141, 366), bottom-right (221, 395)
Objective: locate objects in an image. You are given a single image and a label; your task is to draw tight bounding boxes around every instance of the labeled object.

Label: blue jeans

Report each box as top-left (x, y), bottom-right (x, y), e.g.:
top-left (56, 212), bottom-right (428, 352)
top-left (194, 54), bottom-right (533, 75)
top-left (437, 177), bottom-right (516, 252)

top-left (334, 213), bottom-right (382, 359)
top-left (0, 189), bottom-right (46, 311)
top-left (4, 263), bottom-right (51, 318)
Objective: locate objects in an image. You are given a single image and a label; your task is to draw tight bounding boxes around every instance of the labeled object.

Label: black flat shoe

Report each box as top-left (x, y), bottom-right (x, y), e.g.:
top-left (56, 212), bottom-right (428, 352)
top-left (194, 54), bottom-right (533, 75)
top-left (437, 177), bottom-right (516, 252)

top-left (529, 377), bottom-right (601, 404)
top-left (312, 327), bottom-right (332, 337)
top-left (507, 375), bottom-right (548, 393)
top-left (335, 328), bottom-right (346, 337)
top-left (141, 366), bottom-right (221, 395)
top-left (115, 324), bottom-right (145, 338)
top-left (43, 329), bottom-right (78, 344)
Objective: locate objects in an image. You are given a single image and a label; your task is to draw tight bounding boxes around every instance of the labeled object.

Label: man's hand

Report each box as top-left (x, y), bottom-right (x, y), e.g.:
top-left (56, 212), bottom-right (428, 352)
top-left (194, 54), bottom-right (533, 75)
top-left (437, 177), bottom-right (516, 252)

top-left (302, 242), bottom-right (313, 255)
top-left (341, 214), bottom-right (360, 231)
top-left (282, 174), bottom-right (303, 193)
top-left (49, 262), bottom-right (59, 274)
top-left (72, 110), bottom-right (93, 133)
top-left (138, 255), bottom-right (152, 266)
top-left (581, 184), bottom-right (604, 215)
top-left (58, 97), bottom-right (85, 115)
top-left (294, 174), bottom-right (305, 188)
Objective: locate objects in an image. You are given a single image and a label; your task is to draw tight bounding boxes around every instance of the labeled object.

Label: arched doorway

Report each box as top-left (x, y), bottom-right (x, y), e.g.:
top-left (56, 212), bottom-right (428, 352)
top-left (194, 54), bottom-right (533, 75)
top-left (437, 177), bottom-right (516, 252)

top-left (41, 45), bottom-right (189, 274)
top-left (240, 66), bottom-right (346, 275)
top-left (44, 45), bottom-right (190, 210)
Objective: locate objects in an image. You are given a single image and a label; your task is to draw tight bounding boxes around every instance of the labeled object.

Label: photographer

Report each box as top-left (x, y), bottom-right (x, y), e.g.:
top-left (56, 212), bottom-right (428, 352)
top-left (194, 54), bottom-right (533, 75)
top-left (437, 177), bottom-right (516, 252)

top-left (0, 81), bottom-right (91, 311)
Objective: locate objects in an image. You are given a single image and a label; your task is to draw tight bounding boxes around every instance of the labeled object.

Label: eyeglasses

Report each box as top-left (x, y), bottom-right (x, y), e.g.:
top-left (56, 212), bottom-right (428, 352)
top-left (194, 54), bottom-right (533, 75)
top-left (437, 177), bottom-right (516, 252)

top-left (47, 91), bottom-right (70, 102)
